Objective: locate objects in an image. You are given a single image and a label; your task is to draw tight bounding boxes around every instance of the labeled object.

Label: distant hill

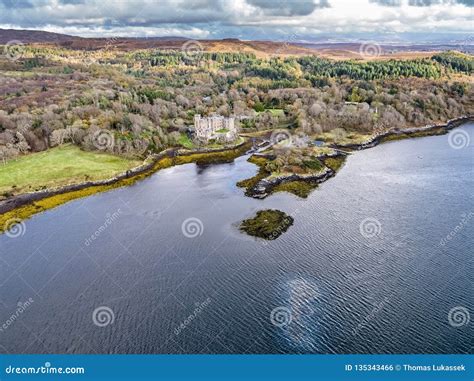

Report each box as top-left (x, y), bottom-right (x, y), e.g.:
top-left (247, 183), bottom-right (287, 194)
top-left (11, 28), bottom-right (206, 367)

top-left (0, 28), bottom-right (80, 44)
top-left (1, 28), bottom-right (470, 59)
top-left (0, 28), bottom-right (315, 57)
top-left (297, 42), bottom-right (473, 59)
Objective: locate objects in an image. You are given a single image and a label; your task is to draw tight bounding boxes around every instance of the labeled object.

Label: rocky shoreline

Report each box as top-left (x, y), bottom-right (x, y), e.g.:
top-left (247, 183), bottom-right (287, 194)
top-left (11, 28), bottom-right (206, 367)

top-left (248, 156), bottom-right (340, 199)
top-left (0, 115), bottom-right (471, 221)
top-left (245, 115), bottom-right (473, 199)
top-left (0, 140), bottom-right (249, 217)
top-left (333, 115), bottom-right (473, 151)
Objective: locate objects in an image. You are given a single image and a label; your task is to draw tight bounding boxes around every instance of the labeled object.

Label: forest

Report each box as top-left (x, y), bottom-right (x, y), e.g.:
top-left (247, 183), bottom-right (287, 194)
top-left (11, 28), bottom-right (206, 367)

top-left (0, 46), bottom-right (472, 163)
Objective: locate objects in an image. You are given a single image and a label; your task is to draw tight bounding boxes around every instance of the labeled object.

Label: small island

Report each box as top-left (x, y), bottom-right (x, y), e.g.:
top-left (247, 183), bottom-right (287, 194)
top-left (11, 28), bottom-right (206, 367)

top-left (239, 209), bottom-right (294, 240)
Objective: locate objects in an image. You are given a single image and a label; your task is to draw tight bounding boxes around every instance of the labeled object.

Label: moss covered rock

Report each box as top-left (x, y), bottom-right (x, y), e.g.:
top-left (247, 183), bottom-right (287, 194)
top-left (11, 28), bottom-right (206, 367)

top-left (272, 180), bottom-right (317, 198)
top-left (240, 209), bottom-right (294, 240)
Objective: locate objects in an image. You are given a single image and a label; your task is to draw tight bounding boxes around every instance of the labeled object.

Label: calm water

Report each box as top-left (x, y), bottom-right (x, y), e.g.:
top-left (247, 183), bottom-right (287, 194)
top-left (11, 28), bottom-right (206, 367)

top-left (0, 124), bottom-right (472, 354)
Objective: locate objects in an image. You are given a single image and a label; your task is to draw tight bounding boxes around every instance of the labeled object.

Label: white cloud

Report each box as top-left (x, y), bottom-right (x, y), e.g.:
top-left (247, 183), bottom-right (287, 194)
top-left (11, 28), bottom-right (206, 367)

top-left (0, 0), bottom-right (472, 40)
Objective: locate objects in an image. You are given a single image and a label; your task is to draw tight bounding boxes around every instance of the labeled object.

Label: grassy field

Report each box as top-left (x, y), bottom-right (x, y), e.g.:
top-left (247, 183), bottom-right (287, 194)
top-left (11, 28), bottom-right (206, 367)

top-left (257, 108), bottom-right (285, 117)
top-left (314, 129), bottom-right (373, 145)
top-left (0, 140), bottom-right (253, 232)
top-left (178, 133), bottom-right (195, 149)
top-left (0, 145), bottom-right (141, 197)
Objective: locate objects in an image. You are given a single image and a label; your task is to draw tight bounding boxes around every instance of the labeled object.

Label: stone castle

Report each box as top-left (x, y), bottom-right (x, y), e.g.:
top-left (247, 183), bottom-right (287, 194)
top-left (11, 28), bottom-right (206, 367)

top-left (193, 114), bottom-right (238, 143)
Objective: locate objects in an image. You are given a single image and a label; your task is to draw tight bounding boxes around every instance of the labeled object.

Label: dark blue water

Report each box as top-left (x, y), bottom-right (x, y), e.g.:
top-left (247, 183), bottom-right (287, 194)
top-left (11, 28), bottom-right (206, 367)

top-left (0, 124), bottom-right (472, 354)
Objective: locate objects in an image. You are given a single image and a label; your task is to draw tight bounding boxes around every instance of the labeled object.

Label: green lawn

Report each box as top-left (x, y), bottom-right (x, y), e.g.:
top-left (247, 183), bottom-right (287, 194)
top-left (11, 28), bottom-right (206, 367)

top-left (178, 133), bottom-right (195, 149)
top-left (0, 145), bottom-right (141, 197)
top-left (314, 129), bottom-right (373, 145)
top-left (257, 108), bottom-right (285, 117)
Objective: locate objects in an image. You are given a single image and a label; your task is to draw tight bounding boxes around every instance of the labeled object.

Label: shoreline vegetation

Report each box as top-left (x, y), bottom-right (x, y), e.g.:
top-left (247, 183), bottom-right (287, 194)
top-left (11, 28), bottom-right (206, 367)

top-left (0, 145), bottom-right (142, 198)
top-left (237, 115), bottom-right (472, 199)
top-left (0, 43), bottom-right (472, 234)
top-left (0, 115), bottom-right (472, 233)
top-left (0, 140), bottom-right (250, 232)
top-left (237, 154), bottom-right (345, 199)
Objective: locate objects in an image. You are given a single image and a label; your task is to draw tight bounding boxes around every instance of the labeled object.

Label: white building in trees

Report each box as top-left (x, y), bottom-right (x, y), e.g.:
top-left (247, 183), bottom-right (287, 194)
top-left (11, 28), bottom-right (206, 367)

top-left (193, 114), bottom-right (237, 143)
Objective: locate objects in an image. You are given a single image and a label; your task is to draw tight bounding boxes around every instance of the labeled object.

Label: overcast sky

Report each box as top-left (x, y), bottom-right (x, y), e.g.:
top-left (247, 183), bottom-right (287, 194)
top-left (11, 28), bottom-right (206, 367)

top-left (0, 0), bottom-right (472, 42)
